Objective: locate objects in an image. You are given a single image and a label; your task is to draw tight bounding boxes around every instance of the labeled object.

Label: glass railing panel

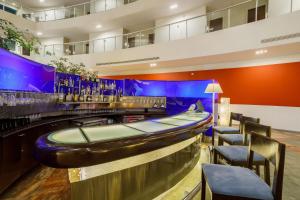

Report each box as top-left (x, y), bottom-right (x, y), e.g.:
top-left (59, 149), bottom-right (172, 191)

top-left (229, 0), bottom-right (259, 28)
top-left (74, 4), bottom-right (85, 17)
top-left (93, 0), bottom-right (106, 13)
top-left (206, 9), bottom-right (229, 32)
top-left (292, 0), bottom-right (300, 11)
top-left (170, 21), bottom-right (187, 40)
top-left (105, 0), bottom-right (118, 11)
top-left (139, 28), bottom-right (155, 46)
top-left (154, 25), bottom-right (170, 44)
top-left (187, 15), bottom-right (207, 37)
top-left (92, 39), bottom-right (105, 53)
top-left (54, 8), bottom-right (66, 20)
top-left (84, 3), bottom-right (91, 15)
top-left (53, 44), bottom-right (65, 56)
top-left (115, 35), bottom-right (123, 50)
top-left (71, 42), bottom-right (88, 55)
top-left (44, 45), bottom-right (54, 56)
top-left (123, 32), bottom-right (140, 48)
top-left (103, 37), bottom-right (117, 52)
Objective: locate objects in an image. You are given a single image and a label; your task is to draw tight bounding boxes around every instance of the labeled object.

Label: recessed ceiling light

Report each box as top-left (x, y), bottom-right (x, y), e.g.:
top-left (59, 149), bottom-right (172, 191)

top-left (150, 63), bottom-right (157, 67)
top-left (39, 0), bottom-right (45, 3)
top-left (170, 4), bottom-right (178, 10)
top-left (255, 49), bottom-right (268, 55)
top-left (12, 2), bottom-right (16, 6)
top-left (96, 24), bottom-right (102, 29)
top-left (37, 32), bottom-right (43, 36)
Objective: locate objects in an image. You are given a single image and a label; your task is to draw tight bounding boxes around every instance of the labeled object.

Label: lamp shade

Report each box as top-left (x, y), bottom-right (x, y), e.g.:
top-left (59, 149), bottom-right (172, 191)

top-left (205, 83), bottom-right (223, 94)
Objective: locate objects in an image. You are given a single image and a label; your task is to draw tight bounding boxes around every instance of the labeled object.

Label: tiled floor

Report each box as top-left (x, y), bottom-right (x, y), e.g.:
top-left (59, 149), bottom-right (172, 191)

top-left (0, 129), bottom-right (299, 200)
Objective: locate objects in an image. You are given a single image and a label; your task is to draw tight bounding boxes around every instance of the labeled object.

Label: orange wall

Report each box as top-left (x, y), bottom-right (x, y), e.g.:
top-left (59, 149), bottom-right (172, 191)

top-left (102, 62), bottom-right (300, 107)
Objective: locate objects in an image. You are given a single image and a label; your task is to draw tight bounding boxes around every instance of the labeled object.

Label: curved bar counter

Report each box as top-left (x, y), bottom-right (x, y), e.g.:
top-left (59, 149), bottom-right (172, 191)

top-left (34, 111), bottom-right (212, 200)
top-left (35, 111), bottom-right (212, 168)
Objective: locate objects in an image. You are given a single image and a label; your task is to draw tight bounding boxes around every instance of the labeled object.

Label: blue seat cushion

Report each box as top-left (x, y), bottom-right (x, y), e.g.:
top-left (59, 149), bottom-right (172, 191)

top-left (213, 126), bottom-right (239, 134)
top-left (202, 164), bottom-right (274, 200)
top-left (214, 146), bottom-right (265, 164)
top-left (219, 134), bottom-right (243, 145)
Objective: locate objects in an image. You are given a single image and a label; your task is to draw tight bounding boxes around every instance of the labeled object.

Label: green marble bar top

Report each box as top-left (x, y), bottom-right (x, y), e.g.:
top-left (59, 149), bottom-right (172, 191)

top-left (47, 111), bottom-right (210, 144)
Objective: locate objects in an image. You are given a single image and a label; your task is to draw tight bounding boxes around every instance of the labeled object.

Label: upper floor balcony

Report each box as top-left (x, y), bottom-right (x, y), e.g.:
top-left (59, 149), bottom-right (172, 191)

top-left (1, 0), bottom-right (138, 22)
top-left (36, 0), bottom-right (300, 57)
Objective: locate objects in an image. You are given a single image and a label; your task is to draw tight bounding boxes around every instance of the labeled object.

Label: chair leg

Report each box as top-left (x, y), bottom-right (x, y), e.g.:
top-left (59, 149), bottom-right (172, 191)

top-left (201, 169), bottom-right (206, 200)
top-left (255, 165), bottom-right (261, 176)
top-left (213, 149), bottom-right (218, 164)
top-left (264, 161), bottom-right (271, 186)
top-left (212, 130), bottom-right (215, 146)
top-left (218, 135), bottom-right (224, 146)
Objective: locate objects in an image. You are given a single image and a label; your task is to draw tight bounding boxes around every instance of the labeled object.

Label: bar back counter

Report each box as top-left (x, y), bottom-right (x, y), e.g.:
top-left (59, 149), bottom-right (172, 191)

top-left (34, 111), bottom-right (212, 200)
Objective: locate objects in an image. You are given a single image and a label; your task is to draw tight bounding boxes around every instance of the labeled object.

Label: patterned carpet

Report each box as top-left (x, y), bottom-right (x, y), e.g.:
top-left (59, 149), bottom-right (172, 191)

top-left (0, 129), bottom-right (299, 200)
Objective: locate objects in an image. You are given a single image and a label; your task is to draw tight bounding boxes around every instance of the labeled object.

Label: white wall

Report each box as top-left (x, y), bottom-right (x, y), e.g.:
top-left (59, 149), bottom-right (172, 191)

top-left (155, 6), bottom-right (207, 43)
top-left (89, 28), bottom-right (124, 53)
top-left (230, 104), bottom-right (300, 132)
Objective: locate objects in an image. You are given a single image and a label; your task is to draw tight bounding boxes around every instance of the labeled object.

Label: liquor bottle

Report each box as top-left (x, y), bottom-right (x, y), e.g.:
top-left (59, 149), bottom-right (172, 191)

top-left (73, 90), bottom-right (79, 102)
top-left (58, 88), bottom-right (65, 103)
top-left (66, 88), bottom-right (73, 102)
top-left (79, 86), bottom-right (85, 102)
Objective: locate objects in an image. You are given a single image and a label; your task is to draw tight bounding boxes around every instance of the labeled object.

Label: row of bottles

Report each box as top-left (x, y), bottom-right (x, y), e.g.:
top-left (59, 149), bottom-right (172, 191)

top-left (57, 86), bottom-right (123, 103)
top-left (56, 75), bottom-right (117, 91)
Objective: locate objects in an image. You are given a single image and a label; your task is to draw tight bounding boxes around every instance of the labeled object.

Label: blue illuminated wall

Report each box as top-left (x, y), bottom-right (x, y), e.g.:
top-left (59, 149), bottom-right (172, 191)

top-left (124, 79), bottom-right (213, 114)
top-left (0, 48), bottom-right (55, 93)
top-left (124, 79), bottom-right (214, 135)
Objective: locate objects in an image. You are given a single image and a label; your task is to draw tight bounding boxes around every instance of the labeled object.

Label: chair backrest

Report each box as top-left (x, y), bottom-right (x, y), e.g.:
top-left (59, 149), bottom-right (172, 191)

top-left (240, 116), bottom-right (260, 134)
top-left (247, 132), bottom-right (286, 200)
top-left (229, 112), bottom-right (243, 126)
top-left (243, 121), bottom-right (271, 144)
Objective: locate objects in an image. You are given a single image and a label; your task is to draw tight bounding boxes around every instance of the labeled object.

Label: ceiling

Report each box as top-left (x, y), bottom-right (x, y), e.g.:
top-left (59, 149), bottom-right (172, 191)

top-left (92, 42), bottom-right (300, 76)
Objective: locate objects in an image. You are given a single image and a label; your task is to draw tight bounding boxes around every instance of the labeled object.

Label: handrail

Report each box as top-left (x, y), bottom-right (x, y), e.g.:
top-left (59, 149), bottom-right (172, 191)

top-left (42, 0), bottom-right (261, 47)
top-left (18, 0), bottom-right (138, 22)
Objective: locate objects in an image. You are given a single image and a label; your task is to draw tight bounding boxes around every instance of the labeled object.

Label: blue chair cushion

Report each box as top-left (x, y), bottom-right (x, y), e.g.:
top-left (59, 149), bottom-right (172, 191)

top-left (213, 126), bottom-right (239, 134)
top-left (214, 146), bottom-right (265, 164)
top-left (219, 134), bottom-right (243, 145)
top-left (202, 164), bottom-right (274, 200)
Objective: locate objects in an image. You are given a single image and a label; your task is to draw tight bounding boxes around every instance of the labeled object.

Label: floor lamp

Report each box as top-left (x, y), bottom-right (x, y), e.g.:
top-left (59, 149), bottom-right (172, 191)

top-left (205, 82), bottom-right (223, 126)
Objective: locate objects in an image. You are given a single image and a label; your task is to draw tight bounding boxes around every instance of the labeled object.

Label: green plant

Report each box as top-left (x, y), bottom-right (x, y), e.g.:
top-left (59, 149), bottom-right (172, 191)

top-left (0, 19), bottom-right (40, 54)
top-left (49, 57), bottom-right (97, 80)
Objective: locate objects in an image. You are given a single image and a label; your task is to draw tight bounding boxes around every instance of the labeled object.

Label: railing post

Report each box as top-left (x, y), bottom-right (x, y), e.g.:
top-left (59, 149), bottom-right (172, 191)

top-left (291, 0), bottom-right (293, 13)
top-left (255, 0), bottom-right (259, 21)
top-left (73, 7), bottom-right (76, 17)
top-left (228, 8), bottom-right (231, 28)
top-left (168, 24), bottom-right (171, 41)
top-left (185, 20), bottom-right (188, 38)
top-left (115, 36), bottom-right (117, 50)
top-left (83, 3), bottom-right (86, 15)
top-left (54, 9), bottom-right (56, 20)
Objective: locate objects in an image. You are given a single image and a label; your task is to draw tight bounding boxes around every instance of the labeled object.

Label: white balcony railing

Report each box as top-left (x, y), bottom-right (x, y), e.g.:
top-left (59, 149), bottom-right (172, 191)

top-left (3, 0), bottom-right (138, 22)
top-left (41, 0), bottom-right (272, 57)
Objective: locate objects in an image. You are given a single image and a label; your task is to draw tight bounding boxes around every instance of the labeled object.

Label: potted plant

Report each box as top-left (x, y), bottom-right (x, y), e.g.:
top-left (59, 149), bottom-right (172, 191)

top-left (0, 19), bottom-right (40, 55)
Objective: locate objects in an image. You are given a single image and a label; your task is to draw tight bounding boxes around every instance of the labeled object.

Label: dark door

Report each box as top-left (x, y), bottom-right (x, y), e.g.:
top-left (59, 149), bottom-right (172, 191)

top-left (148, 34), bottom-right (155, 44)
top-left (128, 37), bottom-right (136, 48)
top-left (209, 18), bottom-right (223, 32)
top-left (248, 5), bottom-right (266, 23)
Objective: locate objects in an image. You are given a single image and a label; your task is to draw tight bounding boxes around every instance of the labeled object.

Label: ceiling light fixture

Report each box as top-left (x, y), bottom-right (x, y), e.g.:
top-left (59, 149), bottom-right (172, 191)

top-left (37, 32), bottom-right (43, 36)
top-left (150, 63), bottom-right (157, 67)
top-left (96, 24), bottom-right (102, 29)
top-left (255, 49), bottom-right (268, 55)
top-left (170, 4), bottom-right (178, 10)
top-left (39, 0), bottom-right (45, 3)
